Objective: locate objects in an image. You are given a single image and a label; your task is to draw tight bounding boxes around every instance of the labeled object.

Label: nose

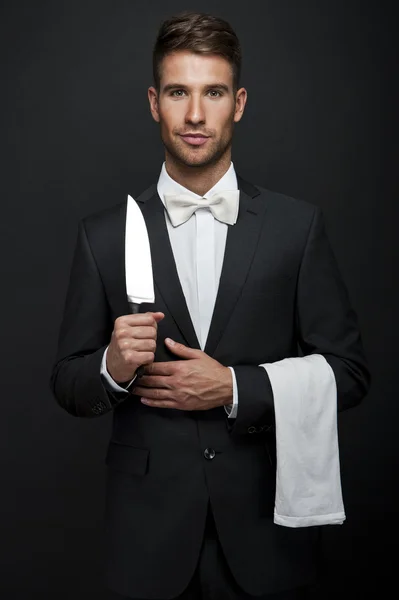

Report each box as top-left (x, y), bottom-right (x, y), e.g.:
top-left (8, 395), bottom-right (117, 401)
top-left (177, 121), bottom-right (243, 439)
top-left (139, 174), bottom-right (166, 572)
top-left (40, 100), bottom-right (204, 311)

top-left (185, 93), bottom-right (205, 125)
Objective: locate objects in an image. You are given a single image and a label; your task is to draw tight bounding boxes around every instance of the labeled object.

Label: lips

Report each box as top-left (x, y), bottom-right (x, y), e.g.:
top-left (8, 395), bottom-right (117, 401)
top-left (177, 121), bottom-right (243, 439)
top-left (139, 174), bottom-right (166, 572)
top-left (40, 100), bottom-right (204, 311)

top-left (180, 134), bottom-right (210, 146)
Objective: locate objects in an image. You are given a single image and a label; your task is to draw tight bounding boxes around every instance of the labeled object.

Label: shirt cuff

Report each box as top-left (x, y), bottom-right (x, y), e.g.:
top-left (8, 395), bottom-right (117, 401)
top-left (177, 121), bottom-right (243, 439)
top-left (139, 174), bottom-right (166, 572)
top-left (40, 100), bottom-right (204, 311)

top-left (100, 346), bottom-right (137, 393)
top-left (224, 366), bottom-right (238, 418)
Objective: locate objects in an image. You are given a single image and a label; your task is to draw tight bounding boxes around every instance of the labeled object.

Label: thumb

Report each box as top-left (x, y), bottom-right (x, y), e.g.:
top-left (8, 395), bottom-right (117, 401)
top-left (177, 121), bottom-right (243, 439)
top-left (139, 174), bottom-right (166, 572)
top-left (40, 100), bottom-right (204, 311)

top-left (149, 312), bottom-right (165, 323)
top-left (165, 338), bottom-right (198, 358)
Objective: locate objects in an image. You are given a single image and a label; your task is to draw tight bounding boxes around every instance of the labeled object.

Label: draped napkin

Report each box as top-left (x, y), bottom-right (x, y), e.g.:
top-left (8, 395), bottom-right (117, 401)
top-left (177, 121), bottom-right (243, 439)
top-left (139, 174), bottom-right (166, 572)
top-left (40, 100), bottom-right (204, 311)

top-left (261, 354), bottom-right (346, 527)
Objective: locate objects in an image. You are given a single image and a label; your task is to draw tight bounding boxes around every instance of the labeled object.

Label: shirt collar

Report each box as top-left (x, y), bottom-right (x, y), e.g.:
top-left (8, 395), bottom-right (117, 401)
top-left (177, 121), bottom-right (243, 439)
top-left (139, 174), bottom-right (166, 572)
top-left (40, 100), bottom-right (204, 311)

top-left (157, 161), bottom-right (238, 206)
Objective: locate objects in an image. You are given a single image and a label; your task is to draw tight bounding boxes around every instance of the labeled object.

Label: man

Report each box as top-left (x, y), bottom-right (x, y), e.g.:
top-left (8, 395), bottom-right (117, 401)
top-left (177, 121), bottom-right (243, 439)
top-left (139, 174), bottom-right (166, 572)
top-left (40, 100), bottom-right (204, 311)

top-left (50, 11), bottom-right (370, 600)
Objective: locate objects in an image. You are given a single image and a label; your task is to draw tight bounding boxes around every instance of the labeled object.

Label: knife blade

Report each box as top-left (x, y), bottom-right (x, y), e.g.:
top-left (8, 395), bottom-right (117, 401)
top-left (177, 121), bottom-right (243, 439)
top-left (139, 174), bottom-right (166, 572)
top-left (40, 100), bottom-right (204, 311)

top-left (125, 194), bottom-right (155, 378)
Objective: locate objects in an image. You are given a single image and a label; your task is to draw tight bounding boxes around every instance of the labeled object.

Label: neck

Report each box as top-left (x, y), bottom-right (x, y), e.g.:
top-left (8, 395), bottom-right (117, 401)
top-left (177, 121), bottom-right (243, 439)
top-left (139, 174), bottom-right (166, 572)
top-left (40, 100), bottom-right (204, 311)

top-left (164, 150), bottom-right (232, 197)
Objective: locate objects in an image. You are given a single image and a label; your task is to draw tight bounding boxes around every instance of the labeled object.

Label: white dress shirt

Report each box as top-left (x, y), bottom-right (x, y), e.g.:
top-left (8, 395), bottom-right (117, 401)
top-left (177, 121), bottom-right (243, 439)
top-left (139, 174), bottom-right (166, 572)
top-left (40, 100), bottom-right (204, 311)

top-left (101, 161), bottom-right (239, 417)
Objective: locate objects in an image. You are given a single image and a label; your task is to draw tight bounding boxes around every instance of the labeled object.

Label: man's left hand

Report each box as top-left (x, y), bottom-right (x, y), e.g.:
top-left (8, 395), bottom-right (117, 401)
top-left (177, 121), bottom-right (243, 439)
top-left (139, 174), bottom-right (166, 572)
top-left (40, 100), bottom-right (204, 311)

top-left (130, 338), bottom-right (233, 411)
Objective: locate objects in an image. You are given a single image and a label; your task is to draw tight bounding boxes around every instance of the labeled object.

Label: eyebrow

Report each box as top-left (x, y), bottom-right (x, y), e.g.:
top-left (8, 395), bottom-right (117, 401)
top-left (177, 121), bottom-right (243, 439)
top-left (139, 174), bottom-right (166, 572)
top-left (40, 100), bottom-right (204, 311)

top-left (162, 83), bottom-right (230, 93)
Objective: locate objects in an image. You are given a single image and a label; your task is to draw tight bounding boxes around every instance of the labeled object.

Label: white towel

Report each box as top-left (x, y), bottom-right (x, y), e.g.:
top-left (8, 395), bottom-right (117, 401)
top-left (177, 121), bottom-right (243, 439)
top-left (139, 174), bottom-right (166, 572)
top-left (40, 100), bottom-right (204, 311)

top-left (261, 354), bottom-right (345, 527)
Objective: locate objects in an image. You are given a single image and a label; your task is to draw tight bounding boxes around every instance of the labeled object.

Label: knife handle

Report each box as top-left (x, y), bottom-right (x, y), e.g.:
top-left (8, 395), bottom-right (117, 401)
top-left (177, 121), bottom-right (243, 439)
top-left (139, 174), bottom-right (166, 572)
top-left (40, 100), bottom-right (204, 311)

top-left (129, 302), bottom-right (145, 379)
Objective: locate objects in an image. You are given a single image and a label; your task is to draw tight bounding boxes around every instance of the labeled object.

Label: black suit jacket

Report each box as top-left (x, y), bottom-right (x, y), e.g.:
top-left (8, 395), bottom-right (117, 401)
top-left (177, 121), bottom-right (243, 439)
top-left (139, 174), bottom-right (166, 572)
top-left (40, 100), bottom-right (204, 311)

top-left (50, 178), bottom-right (370, 598)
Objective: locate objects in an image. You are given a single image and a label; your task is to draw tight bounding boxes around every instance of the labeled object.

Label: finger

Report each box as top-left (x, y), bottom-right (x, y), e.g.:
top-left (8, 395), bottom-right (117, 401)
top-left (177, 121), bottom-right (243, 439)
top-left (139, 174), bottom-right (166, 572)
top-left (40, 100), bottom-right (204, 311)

top-left (115, 326), bottom-right (157, 341)
top-left (115, 312), bottom-right (164, 329)
top-left (133, 387), bottom-right (172, 400)
top-left (152, 312), bottom-right (165, 323)
top-left (140, 398), bottom-right (179, 409)
top-left (118, 338), bottom-right (156, 353)
top-left (131, 339), bottom-right (157, 353)
top-left (164, 338), bottom-right (200, 358)
top-left (133, 375), bottom-right (171, 389)
top-left (143, 362), bottom-right (177, 376)
top-left (121, 350), bottom-right (155, 368)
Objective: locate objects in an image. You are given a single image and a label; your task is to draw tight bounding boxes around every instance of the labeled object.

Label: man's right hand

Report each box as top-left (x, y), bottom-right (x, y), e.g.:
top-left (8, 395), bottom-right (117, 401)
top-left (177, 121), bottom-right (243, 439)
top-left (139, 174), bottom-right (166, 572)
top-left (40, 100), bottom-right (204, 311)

top-left (106, 312), bottom-right (165, 384)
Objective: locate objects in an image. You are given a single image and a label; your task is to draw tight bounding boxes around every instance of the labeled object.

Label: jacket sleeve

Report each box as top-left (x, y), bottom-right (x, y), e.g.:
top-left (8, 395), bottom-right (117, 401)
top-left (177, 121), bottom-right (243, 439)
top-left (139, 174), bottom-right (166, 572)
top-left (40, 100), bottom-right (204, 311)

top-left (49, 219), bottom-right (128, 417)
top-left (227, 206), bottom-right (371, 436)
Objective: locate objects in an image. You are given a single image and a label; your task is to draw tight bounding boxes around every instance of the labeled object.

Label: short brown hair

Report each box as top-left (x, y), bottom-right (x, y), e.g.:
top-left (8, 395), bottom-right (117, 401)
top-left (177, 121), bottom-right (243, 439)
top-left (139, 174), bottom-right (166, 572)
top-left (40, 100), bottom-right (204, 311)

top-left (153, 12), bottom-right (241, 91)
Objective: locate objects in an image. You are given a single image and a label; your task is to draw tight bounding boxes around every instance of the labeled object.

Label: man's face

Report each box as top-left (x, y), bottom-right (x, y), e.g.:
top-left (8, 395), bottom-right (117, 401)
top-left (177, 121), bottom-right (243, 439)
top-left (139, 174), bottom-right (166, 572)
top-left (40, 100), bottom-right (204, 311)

top-left (148, 51), bottom-right (246, 168)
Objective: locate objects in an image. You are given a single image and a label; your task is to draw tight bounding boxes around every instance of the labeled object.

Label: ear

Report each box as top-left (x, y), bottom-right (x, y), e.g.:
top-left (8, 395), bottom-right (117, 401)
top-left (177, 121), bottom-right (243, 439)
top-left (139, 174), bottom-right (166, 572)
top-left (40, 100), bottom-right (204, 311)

top-left (148, 86), bottom-right (160, 123)
top-left (234, 87), bottom-right (247, 123)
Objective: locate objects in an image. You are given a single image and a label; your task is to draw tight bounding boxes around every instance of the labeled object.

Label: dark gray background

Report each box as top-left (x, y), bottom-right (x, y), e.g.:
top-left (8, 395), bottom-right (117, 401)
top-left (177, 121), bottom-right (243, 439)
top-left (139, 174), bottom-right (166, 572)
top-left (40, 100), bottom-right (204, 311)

top-left (1, 0), bottom-right (397, 598)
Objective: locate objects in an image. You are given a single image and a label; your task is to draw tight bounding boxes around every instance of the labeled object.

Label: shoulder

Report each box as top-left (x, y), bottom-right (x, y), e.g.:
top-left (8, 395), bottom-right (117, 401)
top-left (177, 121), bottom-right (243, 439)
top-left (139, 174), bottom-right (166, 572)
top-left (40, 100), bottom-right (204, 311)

top-left (81, 198), bottom-right (127, 236)
top-left (239, 177), bottom-right (322, 242)
top-left (81, 183), bottom-right (158, 232)
top-left (79, 183), bottom-right (157, 239)
top-left (252, 183), bottom-right (319, 221)
top-left (238, 175), bottom-right (318, 218)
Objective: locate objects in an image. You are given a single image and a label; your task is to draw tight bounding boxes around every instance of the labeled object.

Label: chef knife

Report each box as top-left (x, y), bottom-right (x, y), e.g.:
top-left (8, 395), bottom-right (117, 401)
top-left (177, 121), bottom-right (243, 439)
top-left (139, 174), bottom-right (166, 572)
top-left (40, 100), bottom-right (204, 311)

top-left (125, 194), bottom-right (155, 378)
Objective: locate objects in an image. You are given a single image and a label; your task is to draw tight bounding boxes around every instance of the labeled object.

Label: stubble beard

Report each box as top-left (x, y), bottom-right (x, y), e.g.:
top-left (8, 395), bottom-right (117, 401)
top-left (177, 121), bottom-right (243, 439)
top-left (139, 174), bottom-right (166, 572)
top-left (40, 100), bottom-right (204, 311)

top-left (160, 124), bottom-right (234, 169)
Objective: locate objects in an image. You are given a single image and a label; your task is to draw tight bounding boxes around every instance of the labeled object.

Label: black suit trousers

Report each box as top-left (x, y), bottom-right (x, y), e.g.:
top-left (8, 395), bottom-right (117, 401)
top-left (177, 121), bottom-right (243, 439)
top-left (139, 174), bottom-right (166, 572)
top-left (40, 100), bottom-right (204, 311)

top-left (108, 501), bottom-right (310, 600)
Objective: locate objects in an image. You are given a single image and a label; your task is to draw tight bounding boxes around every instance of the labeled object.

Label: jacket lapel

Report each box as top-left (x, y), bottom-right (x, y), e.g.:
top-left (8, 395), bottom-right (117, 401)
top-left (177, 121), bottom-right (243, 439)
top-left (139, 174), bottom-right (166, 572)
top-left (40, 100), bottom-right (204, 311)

top-left (133, 177), bottom-right (267, 357)
top-left (136, 185), bottom-right (201, 350)
top-left (204, 177), bottom-right (266, 356)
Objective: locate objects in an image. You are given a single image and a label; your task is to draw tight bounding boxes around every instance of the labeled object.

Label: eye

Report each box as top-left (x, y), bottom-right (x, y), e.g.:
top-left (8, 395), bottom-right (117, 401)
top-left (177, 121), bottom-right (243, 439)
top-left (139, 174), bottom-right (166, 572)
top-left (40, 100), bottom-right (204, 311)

top-left (171, 89), bottom-right (186, 97)
top-left (208, 90), bottom-right (222, 98)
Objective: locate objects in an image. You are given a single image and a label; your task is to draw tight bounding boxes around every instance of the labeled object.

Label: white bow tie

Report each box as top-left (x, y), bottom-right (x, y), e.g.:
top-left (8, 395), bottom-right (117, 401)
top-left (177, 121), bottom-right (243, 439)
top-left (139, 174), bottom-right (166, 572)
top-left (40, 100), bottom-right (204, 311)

top-left (163, 190), bottom-right (240, 227)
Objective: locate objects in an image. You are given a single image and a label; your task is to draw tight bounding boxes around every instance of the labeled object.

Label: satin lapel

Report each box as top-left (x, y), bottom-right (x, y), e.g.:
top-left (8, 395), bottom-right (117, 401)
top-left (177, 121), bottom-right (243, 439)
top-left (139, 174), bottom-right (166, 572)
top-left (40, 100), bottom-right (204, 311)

top-left (137, 187), bottom-right (201, 350)
top-left (204, 183), bottom-right (267, 357)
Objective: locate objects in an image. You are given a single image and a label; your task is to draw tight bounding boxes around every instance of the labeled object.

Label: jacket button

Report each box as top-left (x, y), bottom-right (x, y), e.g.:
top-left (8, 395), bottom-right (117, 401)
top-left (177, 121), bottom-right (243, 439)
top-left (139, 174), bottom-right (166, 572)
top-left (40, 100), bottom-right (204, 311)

top-left (204, 448), bottom-right (216, 460)
top-left (91, 401), bottom-right (105, 414)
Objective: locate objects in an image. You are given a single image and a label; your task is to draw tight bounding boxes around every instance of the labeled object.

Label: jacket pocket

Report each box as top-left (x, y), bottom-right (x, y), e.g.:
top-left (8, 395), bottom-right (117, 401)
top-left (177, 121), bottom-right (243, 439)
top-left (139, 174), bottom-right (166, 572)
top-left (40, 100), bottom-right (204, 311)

top-left (105, 441), bottom-right (149, 476)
